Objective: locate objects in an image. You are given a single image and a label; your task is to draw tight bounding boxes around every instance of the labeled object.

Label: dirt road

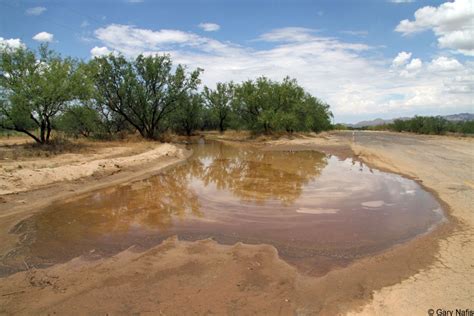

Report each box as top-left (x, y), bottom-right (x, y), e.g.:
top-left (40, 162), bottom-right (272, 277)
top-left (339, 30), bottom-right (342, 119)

top-left (340, 131), bottom-right (474, 315)
top-left (0, 132), bottom-right (472, 315)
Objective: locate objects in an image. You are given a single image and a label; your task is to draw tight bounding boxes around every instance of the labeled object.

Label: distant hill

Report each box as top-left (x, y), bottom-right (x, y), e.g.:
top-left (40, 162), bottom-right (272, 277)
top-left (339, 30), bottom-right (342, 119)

top-left (442, 113), bottom-right (474, 122)
top-left (346, 113), bottom-right (474, 128)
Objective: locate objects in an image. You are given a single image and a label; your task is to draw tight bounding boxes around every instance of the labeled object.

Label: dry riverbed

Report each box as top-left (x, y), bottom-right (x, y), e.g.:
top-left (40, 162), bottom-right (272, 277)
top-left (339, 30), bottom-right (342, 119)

top-left (0, 132), bottom-right (472, 315)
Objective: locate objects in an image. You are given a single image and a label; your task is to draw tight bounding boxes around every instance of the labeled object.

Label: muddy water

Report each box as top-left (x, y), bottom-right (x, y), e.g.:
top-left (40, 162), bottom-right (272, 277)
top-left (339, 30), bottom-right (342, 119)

top-left (4, 141), bottom-right (444, 276)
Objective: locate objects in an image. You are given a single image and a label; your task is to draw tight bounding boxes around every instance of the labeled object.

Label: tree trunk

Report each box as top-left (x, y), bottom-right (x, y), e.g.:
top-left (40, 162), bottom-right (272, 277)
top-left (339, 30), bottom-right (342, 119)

top-left (219, 120), bottom-right (224, 133)
top-left (40, 121), bottom-right (46, 144)
top-left (45, 119), bottom-right (52, 144)
top-left (16, 128), bottom-right (42, 144)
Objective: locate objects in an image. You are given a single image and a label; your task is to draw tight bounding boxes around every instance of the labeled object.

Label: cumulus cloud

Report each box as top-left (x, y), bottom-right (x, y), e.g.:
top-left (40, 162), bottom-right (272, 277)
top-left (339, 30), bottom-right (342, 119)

top-left (399, 58), bottom-right (423, 77)
top-left (392, 51), bottom-right (412, 67)
top-left (32, 32), bottom-right (54, 42)
top-left (25, 6), bottom-right (46, 16)
top-left (392, 52), bottom-right (423, 78)
top-left (92, 23), bottom-right (473, 121)
top-left (395, 0), bottom-right (474, 55)
top-left (90, 46), bottom-right (112, 57)
top-left (0, 37), bottom-right (24, 50)
top-left (198, 23), bottom-right (220, 32)
top-left (428, 56), bottom-right (463, 71)
top-left (406, 58), bottom-right (422, 71)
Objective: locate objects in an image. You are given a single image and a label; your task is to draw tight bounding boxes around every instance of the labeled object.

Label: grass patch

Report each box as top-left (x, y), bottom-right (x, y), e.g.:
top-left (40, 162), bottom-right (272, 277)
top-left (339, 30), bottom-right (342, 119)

top-left (0, 137), bottom-right (91, 161)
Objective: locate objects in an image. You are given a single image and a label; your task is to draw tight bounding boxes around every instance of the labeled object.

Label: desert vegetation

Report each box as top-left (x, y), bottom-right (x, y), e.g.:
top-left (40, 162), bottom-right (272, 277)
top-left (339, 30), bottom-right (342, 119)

top-left (0, 44), bottom-right (333, 144)
top-left (390, 116), bottom-right (474, 135)
top-left (336, 116), bottom-right (474, 135)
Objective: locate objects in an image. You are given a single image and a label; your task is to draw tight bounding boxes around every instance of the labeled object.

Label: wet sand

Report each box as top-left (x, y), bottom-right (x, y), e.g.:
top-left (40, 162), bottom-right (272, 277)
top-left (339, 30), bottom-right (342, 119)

top-left (0, 132), bottom-right (472, 315)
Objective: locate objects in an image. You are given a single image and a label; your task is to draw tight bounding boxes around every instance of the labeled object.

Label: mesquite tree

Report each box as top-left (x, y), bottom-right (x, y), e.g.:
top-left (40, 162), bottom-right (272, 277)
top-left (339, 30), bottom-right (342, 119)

top-left (88, 54), bottom-right (202, 139)
top-left (0, 44), bottom-right (85, 144)
top-left (233, 76), bottom-right (332, 133)
top-left (203, 82), bottom-right (234, 132)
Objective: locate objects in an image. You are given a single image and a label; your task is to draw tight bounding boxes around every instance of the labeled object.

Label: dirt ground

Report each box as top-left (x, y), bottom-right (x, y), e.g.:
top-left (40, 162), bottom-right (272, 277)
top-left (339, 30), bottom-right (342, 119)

top-left (0, 131), bottom-right (472, 315)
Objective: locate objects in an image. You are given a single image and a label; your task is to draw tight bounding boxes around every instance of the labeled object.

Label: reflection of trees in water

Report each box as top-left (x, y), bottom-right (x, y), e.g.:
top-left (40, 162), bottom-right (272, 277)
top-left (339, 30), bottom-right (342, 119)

top-left (21, 166), bottom-right (201, 250)
top-left (187, 142), bottom-right (328, 204)
top-left (11, 142), bottom-right (326, 262)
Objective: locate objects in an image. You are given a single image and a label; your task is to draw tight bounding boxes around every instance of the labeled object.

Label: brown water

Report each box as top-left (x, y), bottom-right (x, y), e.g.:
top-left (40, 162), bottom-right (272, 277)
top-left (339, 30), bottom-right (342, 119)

top-left (4, 141), bottom-right (444, 276)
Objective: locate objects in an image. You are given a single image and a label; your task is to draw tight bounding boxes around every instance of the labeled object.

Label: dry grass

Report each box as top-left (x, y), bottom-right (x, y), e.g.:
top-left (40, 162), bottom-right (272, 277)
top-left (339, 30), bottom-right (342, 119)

top-left (0, 136), bottom-right (91, 161)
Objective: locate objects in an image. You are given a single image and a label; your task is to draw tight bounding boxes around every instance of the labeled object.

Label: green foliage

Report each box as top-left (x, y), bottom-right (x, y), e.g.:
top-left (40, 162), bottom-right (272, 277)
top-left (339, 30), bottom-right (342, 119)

top-left (232, 76), bottom-right (332, 133)
top-left (87, 53), bottom-right (202, 139)
top-left (203, 82), bottom-right (234, 132)
top-left (0, 44), bottom-right (87, 144)
top-left (331, 123), bottom-right (349, 130)
top-left (170, 93), bottom-right (203, 136)
top-left (55, 105), bottom-right (102, 138)
top-left (388, 116), bottom-right (473, 135)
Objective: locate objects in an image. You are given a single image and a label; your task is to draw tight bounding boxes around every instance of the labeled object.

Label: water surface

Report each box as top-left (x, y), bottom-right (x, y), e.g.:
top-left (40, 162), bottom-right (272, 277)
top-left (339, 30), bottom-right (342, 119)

top-left (5, 141), bottom-right (444, 275)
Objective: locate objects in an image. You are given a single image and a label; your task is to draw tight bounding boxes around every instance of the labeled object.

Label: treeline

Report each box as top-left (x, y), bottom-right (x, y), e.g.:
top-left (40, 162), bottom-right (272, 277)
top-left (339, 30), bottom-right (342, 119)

top-left (339, 116), bottom-right (474, 135)
top-left (0, 44), bottom-right (332, 144)
top-left (390, 116), bottom-right (474, 135)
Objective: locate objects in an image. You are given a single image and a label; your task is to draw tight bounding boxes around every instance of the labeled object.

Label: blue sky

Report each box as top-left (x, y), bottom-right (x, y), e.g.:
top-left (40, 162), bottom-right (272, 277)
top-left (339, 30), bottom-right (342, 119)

top-left (1, 0), bottom-right (473, 123)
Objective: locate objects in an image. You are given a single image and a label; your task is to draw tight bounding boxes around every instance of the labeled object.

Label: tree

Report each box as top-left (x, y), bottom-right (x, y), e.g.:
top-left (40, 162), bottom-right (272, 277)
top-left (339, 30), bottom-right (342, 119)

top-left (302, 95), bottom-right (333, 132)
top-left (203, 82), bottom-right (234, 132)
top-left (171, 93), bottom-right (203, 136)
top-left (233, 77), bottom-right (275, 133)
top-left (0, 44), bottom-right (86, 144)
top-left (232, 76), bottom-right (332, 133)
top-left (87, 53), bottom-right (202, 140)
top-left (56, 105), bottom-right (102, 138)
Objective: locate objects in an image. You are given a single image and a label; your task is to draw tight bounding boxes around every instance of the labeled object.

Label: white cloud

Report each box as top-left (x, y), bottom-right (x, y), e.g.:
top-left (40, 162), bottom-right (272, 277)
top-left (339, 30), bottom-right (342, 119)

top-left (90, 46), bottom-right (112, 57)
top-left (81, 20), bottom-right (90, 28)
top-left (392, 51), bottom-right (412, 67)
top-left (395, 0), bottom-right (474, 55)
top-left (25, 6), bottom-right (46, 16)
top-left (258, 27), bottom-right (317, 43)
top-left (428, 56), bottom-right (463, 71)
top-left (399, 58), bottom-right (423, 77)
top-left (406, 58), bottom-right (422, 71)
top-left (92, 24), bottom-right (473, 122)
top-left (0, 37), bottom-right (25, 50)
top-left (198, 23), bottom-right (220, 32)
top-left (94, 24), bottom-right (237, 57)
top-left (32, 32), bottom-right (54, 43)
top-left (340, 30), bottom-right (369, 37)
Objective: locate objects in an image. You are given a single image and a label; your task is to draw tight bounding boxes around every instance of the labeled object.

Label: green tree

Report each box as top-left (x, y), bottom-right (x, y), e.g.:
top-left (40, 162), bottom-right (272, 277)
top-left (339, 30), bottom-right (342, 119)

top-left (203, 82), bottom-right (234, 132)
top-left (56, 105), bottom-right (102, 137)
top-left (87, 54), bottom-right (201, 140)
top-left (233, 77), bottom-right (279, 133)
top-left (0, 44), bottom-right (86, 144)
top-left (171, 93), bottom-right (203, 136)
top-left (392, 119), bottom-right (407, 132)
top-left (232, 76), bottom-right (332, 133)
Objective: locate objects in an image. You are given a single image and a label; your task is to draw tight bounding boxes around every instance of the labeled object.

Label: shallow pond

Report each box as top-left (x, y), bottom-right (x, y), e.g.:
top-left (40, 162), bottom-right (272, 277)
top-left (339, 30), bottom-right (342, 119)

top-left (5, 141), bottom-right (444, 275)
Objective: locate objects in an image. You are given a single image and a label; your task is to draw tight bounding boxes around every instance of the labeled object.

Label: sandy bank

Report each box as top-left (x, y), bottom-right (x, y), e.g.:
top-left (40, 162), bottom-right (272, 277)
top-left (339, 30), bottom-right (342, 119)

top-left (0, 140), bottom-right (183, 195)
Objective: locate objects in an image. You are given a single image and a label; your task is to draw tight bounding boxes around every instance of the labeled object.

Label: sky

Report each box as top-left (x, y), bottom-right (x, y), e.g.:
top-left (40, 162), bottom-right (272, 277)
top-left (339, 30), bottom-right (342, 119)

top-left (0, 0), bottom-right (473, 123)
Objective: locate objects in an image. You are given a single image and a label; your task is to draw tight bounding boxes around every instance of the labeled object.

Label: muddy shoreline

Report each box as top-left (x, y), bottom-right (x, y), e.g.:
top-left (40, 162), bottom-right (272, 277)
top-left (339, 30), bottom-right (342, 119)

top-left (0, 132), bottom-right (471, 315)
